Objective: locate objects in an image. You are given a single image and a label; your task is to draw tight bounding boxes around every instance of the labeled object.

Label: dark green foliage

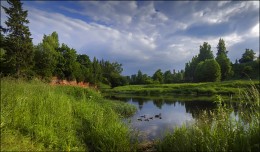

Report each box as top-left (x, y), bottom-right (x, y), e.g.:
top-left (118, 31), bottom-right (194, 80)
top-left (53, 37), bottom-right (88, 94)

top-left (2, 0), bottom-right (34, 77)
top-left (76, 54), bottom-right (94, 83)
top-left (99, 59), bottom-right (125, 87)
top-left (172, 70), bottom-right (184, 83)
top-left (0, 33), bottom-right (7, 69)
top-left (136, 70), bottom-right (145, 84)
top-left (215, 39), bottom-right (232, 80)
top-left (239, 49), bottom-right (256, 63)
top-left (198, 42), bottom-right (214, 62)
top-left (34, 32), bottom-right (59, 79)
top-left (232, 49), bottom-right (258, 79)
top-left (163, 70), bottom-right (173, 83)
top-left (153, 69), bottom-right (164, 84)
top-left (216, 53), bottom-right (232, 80)
top-left (184, 55), bottom-right (199, 82)
top-left (195, 59), bottom-right (221, 82)
top-left (183, 40), bottom-right (259, 83)
top-left (77, 54), bottom-right (91, 67)
top-left (185, 42), bottom-right (217, 82)
top-left (61, 44), bottom-right (77, 80)
top-left (92, 57), bottom-right (102, 84)
top-left (216, 38), bottom-right (228, 56)
top-left (232, 58), bottom-right (259, 79)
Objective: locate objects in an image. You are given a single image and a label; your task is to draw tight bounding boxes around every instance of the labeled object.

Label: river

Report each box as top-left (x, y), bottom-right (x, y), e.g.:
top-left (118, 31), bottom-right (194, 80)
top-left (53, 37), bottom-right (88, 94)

top-left (108, 95), bottom-right (223, 141)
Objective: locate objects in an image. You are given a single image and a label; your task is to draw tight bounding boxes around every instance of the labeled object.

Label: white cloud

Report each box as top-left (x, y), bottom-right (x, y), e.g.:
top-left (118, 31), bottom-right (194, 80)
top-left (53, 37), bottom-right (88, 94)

top-left (251, 23), bottom-right (259, 37)
top-left (1, 1), bottom-right (259, 75)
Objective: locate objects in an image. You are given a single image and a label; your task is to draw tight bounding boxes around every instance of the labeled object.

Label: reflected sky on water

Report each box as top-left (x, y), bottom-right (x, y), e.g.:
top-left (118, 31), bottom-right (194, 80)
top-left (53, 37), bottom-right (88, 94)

top-left (117, 96), bottom-right (217, 141)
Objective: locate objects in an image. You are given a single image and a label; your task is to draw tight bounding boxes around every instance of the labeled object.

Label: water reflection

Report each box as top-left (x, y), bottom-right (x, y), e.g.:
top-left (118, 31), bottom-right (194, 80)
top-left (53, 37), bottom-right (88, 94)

top-left (110, 96), bottom-right (217, 141)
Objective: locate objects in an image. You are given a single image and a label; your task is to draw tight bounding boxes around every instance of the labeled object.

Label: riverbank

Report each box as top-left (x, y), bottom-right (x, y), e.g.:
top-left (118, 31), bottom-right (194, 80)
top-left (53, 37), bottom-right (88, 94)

top-left (103, 80), bottom-right (259, 97)
top-left (1, 78), bottom-right (137, 151)
top-left (2, 78), bottom-right (259, 151)
top-left (156, 84), bottom-right (260, 151)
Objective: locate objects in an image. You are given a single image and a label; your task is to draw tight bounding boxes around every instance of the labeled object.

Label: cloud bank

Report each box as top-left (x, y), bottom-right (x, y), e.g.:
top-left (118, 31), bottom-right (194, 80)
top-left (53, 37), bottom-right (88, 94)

top-left (1, 1), bottom-right (259, 75)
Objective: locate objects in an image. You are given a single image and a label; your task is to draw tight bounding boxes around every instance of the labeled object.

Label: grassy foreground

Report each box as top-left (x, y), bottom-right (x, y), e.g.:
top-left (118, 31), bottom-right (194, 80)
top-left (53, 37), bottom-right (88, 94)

top-left (157, 84), bottom-right (260, 151)
top-left (1, 78), bottom-right (137, 151)
top-left (104, 80), bottom-right (259, 96)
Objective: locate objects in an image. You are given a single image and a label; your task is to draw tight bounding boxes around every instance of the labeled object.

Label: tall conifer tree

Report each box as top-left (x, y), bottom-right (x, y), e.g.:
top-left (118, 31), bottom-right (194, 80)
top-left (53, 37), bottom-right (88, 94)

top-left (2, 0), bottom-right (34, 76)
top-left (215, 38), bottom-right (232, 80)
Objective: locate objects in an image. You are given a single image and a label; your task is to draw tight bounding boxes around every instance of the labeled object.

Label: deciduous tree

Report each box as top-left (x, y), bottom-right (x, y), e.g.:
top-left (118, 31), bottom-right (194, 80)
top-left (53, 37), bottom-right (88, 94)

top-left (239, 49), bottom-right (256, 63)
top-left (195, 59), bottom-right (221, 82)
top-left (152, 69), bottom-right (163, 84)
top-left (34, 32), bottom-right (59, 78)
top-left (198, 42), bottom-right (214, 62)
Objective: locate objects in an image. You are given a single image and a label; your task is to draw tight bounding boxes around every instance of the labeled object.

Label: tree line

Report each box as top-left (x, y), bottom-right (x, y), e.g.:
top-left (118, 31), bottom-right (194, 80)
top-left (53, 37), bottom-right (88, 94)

top-left (129, 40), bottom-right (259, 85)
top-left (0, 0), bottom-right (126, 87)
top-left (1, 0), bottom-right (259, 88)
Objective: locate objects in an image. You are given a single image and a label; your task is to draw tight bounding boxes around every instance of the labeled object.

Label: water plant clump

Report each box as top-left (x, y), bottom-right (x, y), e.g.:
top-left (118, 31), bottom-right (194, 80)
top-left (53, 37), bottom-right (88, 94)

top-left (157, 84), bottom-right (260, 152)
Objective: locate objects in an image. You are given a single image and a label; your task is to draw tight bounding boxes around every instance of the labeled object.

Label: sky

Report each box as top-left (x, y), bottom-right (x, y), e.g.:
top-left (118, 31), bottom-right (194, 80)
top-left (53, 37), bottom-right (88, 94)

top-left (1, 1), bottom-right (259, 76)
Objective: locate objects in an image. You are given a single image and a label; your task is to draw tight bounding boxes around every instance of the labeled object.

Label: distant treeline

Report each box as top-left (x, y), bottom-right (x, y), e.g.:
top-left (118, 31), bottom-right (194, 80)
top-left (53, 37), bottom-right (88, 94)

top-left (128, 40), bottom-right (259, 85)
top-left (1, 0), bottom-right (259, 88)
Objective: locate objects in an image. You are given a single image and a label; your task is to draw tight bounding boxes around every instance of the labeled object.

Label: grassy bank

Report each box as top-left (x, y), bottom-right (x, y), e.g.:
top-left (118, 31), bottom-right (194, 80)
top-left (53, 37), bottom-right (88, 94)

top-left (1, 78), bottom-right (137, 151)
top-left (157, 84), bottom-right (260, 151)
top-left (104, 80), bottom-right (259, 97)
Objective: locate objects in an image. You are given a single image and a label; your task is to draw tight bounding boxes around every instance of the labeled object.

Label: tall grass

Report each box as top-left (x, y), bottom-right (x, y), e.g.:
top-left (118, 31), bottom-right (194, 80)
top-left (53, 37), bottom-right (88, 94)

top-left (157, 84), bottom-right (260, 151)
top-left (1, 78), bottom-right (137, 151)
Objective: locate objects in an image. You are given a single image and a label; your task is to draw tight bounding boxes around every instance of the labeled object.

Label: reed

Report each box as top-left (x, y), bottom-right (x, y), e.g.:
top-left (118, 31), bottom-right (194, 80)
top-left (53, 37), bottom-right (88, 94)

top-left (157, 83), bottom-right (260, 151)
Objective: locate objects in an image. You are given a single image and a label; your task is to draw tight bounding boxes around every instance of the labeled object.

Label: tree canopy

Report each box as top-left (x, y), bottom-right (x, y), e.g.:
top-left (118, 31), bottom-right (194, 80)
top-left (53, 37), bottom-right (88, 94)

top-left (239, 49), bottom-right (256, 63)
top-left (198, 42), bottom-right (214, 62)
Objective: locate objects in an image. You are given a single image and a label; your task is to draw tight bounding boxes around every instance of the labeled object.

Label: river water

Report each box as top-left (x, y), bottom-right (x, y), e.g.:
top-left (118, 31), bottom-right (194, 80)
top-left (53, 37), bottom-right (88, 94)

top-left (110, 95), bottom-right (219, 141)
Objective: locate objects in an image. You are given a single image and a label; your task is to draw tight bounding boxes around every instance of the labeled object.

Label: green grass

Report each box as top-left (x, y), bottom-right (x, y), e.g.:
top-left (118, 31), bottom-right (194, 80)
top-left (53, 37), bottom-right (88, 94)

top-left (104, 80), bottom-right (259, 97)
top-left (1, 78), bottom-right (137, 151)
top-left (156, 84), bottom-right (260, 152)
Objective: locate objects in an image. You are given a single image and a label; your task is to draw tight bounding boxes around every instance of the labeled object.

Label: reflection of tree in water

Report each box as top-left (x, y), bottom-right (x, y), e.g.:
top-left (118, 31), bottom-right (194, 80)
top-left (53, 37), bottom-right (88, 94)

top-left (131, 98), bottom-right (150, 110)
top-left (164, 100), bottom-right (178, 106)
top-left (106, 95), bottom-right (130, 102)
top-left (184, 100), bottom-right (217, 119)
top-left (153, 99), bottom-right (164, 109)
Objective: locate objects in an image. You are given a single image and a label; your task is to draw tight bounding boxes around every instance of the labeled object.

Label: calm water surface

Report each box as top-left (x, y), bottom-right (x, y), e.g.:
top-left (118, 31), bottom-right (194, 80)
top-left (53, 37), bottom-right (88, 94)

top-left (111, 96), bottom-right (217, 141)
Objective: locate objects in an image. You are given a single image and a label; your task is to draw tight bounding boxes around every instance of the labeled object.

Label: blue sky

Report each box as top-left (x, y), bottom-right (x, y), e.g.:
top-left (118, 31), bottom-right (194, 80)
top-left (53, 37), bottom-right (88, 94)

top-left (1, 1), bottom-right (259, 75)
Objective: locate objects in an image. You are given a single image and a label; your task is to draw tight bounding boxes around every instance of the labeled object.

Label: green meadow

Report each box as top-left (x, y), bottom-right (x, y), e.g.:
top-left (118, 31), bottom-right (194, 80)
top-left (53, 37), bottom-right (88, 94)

top-left (103, 80), bottom-right (260, 97)
top-left (1, 78), bottom-right (260, 151)
top-left (1, 78), bottom-right (137, 151)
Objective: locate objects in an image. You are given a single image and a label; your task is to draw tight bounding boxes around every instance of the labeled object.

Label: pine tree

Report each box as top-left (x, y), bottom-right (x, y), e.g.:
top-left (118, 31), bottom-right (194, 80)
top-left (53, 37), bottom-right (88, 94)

top-left (215, 39), bottom-right (232, 80)
top-left (216, 38), bottom-right (228, 56)
top-left (2, 0), bottom-right (34, 76)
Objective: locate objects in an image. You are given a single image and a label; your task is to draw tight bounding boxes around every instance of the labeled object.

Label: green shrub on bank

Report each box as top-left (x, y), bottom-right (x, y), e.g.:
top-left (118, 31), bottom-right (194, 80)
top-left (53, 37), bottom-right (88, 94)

top-left (1, 78), bottom-right (136, 151)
